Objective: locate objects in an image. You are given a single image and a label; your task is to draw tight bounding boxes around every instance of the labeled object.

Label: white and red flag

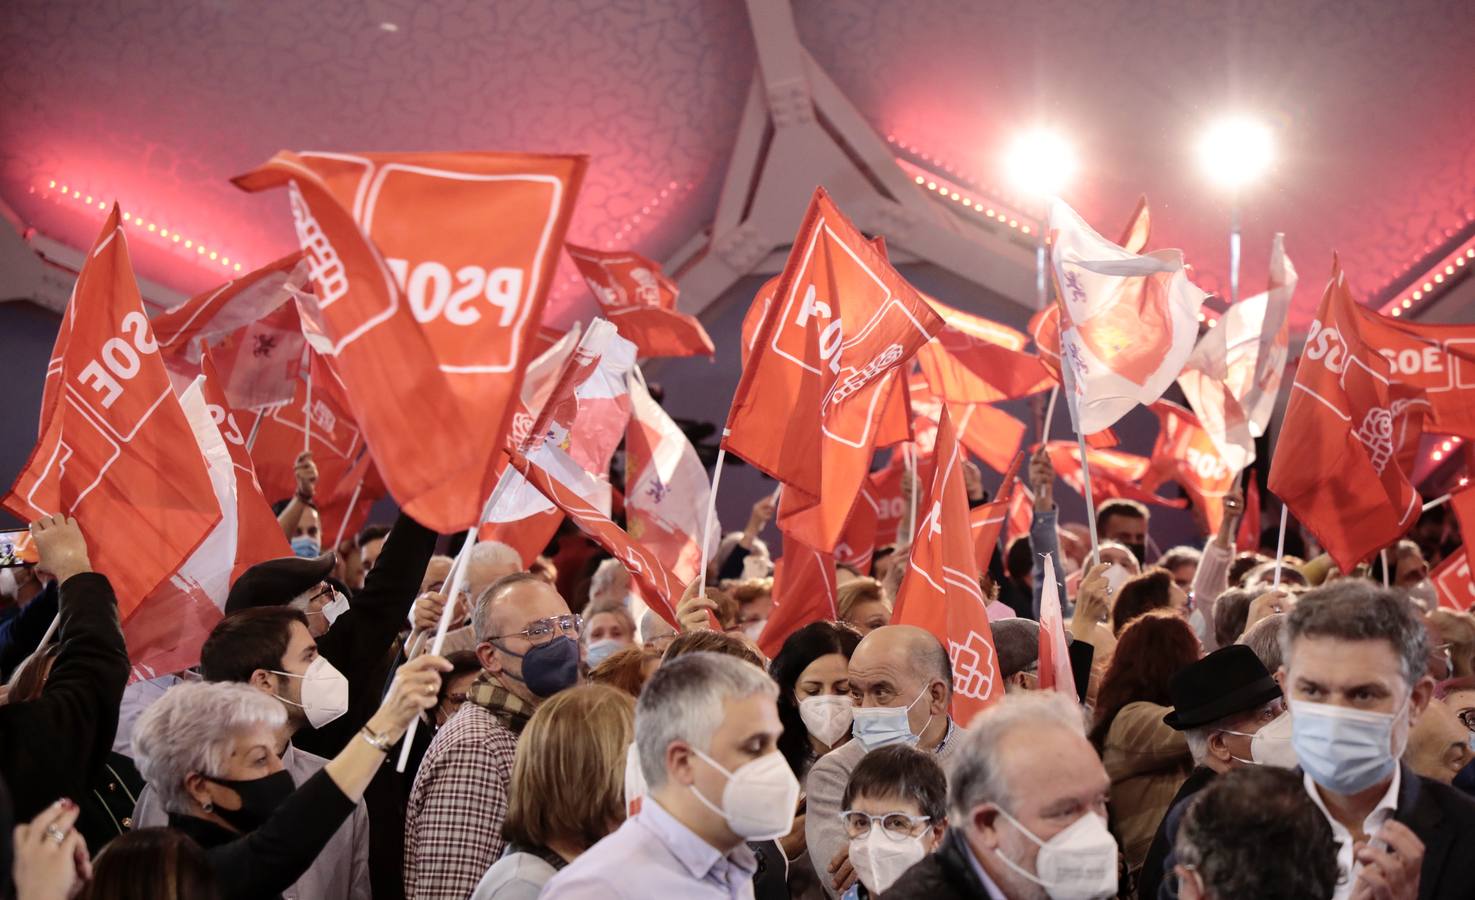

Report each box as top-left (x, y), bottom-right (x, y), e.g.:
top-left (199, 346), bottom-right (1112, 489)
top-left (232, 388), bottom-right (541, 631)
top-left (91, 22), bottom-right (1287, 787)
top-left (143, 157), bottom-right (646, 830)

top-left (1143, 400), bottom-right (1238, 534)
top-left (892, 406), bottom-right (1005, 724)
top-left (725, 189), bottom-right (943, 552)
top-left (4, 207), bottom-right (221, 612)
top-left (1036, 553), bottom-right (1077, 700)
top-left (234, 150), bottom-right (586, 531)
top-left (566, 243), bottom-right (714, 360)
top-left (1268, 261), bottom-right (1430, 571)
top-left (624, 371), bottom-right (718, 586)
top-left (1048, 198), bottom-right (1208, 434)
top-left (1177, 234), bottom-right (1298, 472)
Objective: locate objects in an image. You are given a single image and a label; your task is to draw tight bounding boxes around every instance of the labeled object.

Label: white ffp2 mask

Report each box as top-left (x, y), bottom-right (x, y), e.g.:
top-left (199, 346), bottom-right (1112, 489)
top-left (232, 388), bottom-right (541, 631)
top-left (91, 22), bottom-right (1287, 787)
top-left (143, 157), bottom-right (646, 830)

top-left (688, 748), bottom-right (800, 840)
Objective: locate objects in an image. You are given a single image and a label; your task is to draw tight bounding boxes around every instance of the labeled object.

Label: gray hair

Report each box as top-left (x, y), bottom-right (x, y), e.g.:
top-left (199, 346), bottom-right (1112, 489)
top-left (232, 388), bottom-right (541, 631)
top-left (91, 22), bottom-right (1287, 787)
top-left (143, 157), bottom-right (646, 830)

top-left (473, 571), bottom-right (551, 643)
top-left (990, 618), bottom-right (1041, 679)
top-left (1184, 727), bottom-right (1213, 765)
top-left (947, 691), bottom-right (1087, 821)
top-left (1281, 581), bottom-right (1428, 687)
top-left (1239, 613), bottom-right (1287, 674)
top-left (640, 608), bottom-right (675, 644)
top-left (466, 541), bottom-right (523, 596)
top-left (132, 681), bottom-right (286, 814)
top-left (583, 599), bottom-right (636, 646)
top-left (635, 652), bottom-right (777, 790)
top-left (589, 558), bottom-right (631, 604)
top-left (1159, 545), bottom-right (1203, 572)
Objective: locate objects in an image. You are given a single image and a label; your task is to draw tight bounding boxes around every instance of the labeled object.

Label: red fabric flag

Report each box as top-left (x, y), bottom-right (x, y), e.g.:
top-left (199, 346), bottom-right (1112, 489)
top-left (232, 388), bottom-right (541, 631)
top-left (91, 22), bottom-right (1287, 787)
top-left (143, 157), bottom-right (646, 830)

top-left (508, 446), bottom-right (681, 628)
top-left (318, 450), bottom-right (386, 552)
top-left (234, 150), bottom-right (586, 532)
top-left (725, 189), bottom-right (943, 551)
top-left (917, 299), bottom-right (1053, 404)
top-left (909, 375), bottom-right (1026, 475)
top-left (206, 298), bottom-right (310, 411)
top-left (1237, 476), bottom-right (1262, 552)
top-left (244, 350), bottom-right (366, 512)
top-left (566, 244), bottom-right (714, 360)
top-left (1044, 441), bottom-right (1187, 510)
top-left (968, 452), bottom-right (1025, 573)
top-left (1006, 482), bottom-right (1034, 548)
top-left (1268, 262), bottom-right (1429, 571)
top-left (1432, 549), bottom-right (1474, 612)
top-left (892, 407), bottom-right (1005, 724)
top-left (4, 208), bottom-right (220, 612)
top-left (756, 534), bottom-right (838, 658)
top-left (1037, 553), bottom-right (1078, 700)
top-left (1143, 400), bottom-right (1238, 534)
top-left (834, 483), bottom-right (880, 573)
top-left (1350, 311), bottom-right (1475, 441)
top-left (1449, 486), bottom-right (1475, 562)
top-left (868, 462), bottom-right (907, 547)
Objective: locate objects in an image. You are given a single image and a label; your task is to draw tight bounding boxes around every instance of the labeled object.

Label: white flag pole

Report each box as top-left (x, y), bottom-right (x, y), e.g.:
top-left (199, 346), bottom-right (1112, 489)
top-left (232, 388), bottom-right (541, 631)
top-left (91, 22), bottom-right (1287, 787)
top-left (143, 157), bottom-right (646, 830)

top-left (1271, 504), bottom-right (1290, 589)
top-left (1229, 200), bottom-right (1242, 305)
top-left (395, 525), bottom-right (477, 773)
top-left (1423, 493), bottom-right (1453, 512)
top-left (905, 445), bottom-right (919, 545)
top-left (245, 408), bottom-right (267, 452)
top-left (1041, 384), bottom-right (1060, 443)
top-left (1058, 359), bottom-right (1101, 568)
top-left (697, 441), bottom-right (727, 587)
top-left (300, 352), bottom-right (314, 455)
top-left (1380, 548), bottom-right (1391, 588)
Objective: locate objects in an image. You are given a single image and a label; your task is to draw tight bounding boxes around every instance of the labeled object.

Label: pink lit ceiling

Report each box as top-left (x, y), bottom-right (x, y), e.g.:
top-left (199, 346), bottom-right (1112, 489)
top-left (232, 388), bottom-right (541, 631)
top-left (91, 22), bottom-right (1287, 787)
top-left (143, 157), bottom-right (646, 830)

top-left (3, 0), bottom-right (1474, 327)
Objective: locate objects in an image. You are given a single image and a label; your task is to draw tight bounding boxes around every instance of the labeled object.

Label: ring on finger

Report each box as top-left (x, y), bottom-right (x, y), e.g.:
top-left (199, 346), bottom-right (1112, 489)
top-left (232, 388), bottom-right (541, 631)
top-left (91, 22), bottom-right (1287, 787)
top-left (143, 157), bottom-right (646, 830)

top-left (44, 824), bottom-right (67, 845)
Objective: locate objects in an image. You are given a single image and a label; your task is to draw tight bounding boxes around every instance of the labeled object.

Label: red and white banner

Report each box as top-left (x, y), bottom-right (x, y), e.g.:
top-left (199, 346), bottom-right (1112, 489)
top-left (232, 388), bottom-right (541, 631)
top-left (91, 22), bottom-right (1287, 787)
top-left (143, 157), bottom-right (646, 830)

top-left (234, 150), bottom-right (586, 532)
top-left (1044, 441), bottom-right (1187, 510)
top-left (1037, 553), bottom-right (1078, 701)
top-left (1177, 234), bottom-right (1298, 473)
top-left (892, 407), bottom-right (1005, 724)
top-left (916, 299), bottom-right (1053, 405)
top-left (566, 243), bottom-right (714, 360)
top-left (834, 482), bottom-right (880, 572)
top-left (725, 189), bottom-right (943, 551)
top-left (757, 534), bottom-right (838, 658)
top-left (1268, 262), bottom-right (1429, 572)
top-left (624, 372), bottom-right (718, 586)
top-left (1432, 549), bottom-right (1474, 611)
top-left (1048, 198), bottom-right (1207, 434)
top-left (508, 446), bottom-right (682, 628)
top-left (4, 208), bottom-right (221, 612)
top-left (1143, 400), bottom-right (1238, 534)
top-left (245, 349), bottom-right (366, 512)
top-left (1349, 310), bottom-right (1475, 442)
top-left (968, 452), bottom-right (1025, 573)
top-left (910, 374), bottom-right (1026, 475)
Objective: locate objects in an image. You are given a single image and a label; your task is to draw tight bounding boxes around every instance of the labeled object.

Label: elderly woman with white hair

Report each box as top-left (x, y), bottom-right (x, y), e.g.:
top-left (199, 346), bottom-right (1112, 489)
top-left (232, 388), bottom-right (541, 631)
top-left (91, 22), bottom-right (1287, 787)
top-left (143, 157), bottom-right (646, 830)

top-left (132, 653), bottom-right (450, 900)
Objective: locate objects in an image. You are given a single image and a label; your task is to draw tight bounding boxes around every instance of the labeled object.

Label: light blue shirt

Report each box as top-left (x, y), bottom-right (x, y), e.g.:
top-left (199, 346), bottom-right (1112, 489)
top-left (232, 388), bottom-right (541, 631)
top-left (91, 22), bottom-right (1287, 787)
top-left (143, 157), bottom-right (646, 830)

top-left (540, 797), bottom-right (757, 899)
top-left (963, 840), bottom-right (1010, 900)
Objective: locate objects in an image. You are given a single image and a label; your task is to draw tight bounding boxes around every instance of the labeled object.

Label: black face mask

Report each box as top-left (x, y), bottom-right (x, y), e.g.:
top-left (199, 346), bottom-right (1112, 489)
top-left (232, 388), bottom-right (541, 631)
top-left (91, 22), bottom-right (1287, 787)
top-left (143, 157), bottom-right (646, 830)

top-left (1125, 541), bottom-right (1147, 566)
top-left (493, 635), bottom-right (581, 698)
top-left (204, 769), bottom-right (296, 833)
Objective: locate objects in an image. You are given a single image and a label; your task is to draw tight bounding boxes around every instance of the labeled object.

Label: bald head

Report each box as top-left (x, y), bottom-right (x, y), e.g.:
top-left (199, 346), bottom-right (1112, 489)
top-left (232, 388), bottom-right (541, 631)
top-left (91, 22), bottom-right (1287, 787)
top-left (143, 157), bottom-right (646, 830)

top-left (473, 572), bottom-right (568, 643)
top-left (848, 625), bottom-right (954, 745)
top-left (853, 625), bottom-right (952, 689)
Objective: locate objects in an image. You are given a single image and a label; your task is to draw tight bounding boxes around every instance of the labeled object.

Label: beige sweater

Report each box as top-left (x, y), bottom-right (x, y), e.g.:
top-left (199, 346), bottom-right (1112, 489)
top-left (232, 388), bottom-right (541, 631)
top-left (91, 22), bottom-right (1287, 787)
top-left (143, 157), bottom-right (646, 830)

top-left (1099, 701), bottom-right (1192, 873)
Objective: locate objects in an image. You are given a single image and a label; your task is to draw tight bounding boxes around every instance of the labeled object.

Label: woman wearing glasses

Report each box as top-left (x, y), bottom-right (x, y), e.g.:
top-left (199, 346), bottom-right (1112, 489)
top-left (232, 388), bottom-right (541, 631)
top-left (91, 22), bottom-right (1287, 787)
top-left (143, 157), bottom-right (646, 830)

top-left (838, 745), bottom-right (948, 898)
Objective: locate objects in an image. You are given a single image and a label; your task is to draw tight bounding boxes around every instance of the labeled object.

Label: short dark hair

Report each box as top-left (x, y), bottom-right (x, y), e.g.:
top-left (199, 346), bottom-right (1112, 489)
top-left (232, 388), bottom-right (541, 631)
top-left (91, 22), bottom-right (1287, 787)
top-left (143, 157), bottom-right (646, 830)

top-left (841, 744), bottom-right (947, 823)
top-left (1177, 766), bottom-right (1338, 899)
top-left (1229, 552), bottom-right (1271, 587)
top-left (662, 630), bottom-right (765, 669)
top-left (1212, 588), bottom-right (1255, 648)
top-left (356, 524), bottom-right (390, 549)
top-left (1005, 535), bottom-right (1033, 580)
top-left (1282, 580), bottom-right (1428, 686)
top-left (86, 827), bottom-right (223, 900)
top-left (1096, 499), bottom-right (1147, 533)
top-left (200, 607), bottom-right (308, 683)
top-left (1111, 568), bottom-right (1175, 636)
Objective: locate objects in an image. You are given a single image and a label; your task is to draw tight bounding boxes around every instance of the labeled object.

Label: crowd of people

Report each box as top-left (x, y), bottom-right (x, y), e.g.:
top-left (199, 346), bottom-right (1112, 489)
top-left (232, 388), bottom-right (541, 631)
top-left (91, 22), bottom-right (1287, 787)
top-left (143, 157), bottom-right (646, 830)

top-left (2, 435), bottom-right (1474, 900)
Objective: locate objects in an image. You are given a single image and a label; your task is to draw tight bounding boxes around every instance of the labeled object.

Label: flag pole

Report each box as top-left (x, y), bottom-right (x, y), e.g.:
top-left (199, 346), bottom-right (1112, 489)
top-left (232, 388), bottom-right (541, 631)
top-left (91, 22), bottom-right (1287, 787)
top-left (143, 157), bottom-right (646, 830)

top-left (1271, 504), bottom-right (1289, 589)
top-left (697, 442), bottom-right (727, 587)
top-left (1380, 548), bottom-right (1391, 588)
top-left (1229, 199), bottom-right (1242, 305)
top-left (1041, 385), bottom-right (1060, 443)
top-left (905, 444), bottom-right (919, 545)
top-left (1423, 492), bottom-right (1453, 512)
top-left (1058, 360), bottom-right (1101, 568)
top-left (301, 352), bottom-right (314, 455)
top-left (245, 409), bottom-right (267, 452)
top-left (396, 525), bottom-right (477, 773)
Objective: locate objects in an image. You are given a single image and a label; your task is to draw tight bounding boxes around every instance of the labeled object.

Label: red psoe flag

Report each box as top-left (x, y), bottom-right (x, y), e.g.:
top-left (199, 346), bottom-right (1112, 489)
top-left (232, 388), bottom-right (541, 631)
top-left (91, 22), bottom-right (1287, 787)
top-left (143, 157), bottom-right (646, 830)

top-left (234, 150), bottom-right (586, 532)
top-left (4, 208), bottom-right (220, 612)
top-left (756, 534), bottom-right (838, 658)
top-left (967, 452), bottom-right (1025, 573)
top-left (1268, 261), bottom-right (1429, 572)
top-left (566, 244), bottom-right (714, 360)
top-left (917, 300), bottom-right (1053, 404)
top-left (1350, 311), bottom-right (1475, 441)
top-left (1044, 441), bottom-right (1187, 510)
top-left (724, 189), bottom-right (943, 551)
top-left (244, 349), bottom-right (366, 510)
top-left (1049, 198), bottom-right (1207, 433)
top-left (1144, 400), bottom-right (1238, 534)
top-left (892, 407), bottom-right (1004, 724)
top-left (834, 483), bottom-right (880, 573)
top-left (1432, 549), bottom-right (1474, 612)
top-left (508, 446), bottom-right (682, 629)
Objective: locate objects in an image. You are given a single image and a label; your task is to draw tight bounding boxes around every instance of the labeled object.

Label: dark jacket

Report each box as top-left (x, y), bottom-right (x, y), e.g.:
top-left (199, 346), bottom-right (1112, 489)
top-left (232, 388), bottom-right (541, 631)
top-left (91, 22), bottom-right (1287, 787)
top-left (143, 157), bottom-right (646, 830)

top-left (171, 768), bottom-right (356, 900)
top-left (1151, 764), bottom-right (1475, 900)
top-left (0, 580), bottom-right (58, 680)
top-left (289, 512), bottom-right (436, 900)
top-left (0, 573), bottom-right (128, 822)
top-left (1137, 764), bottom-right (1216, 900)
top-left (878, 829), bottom-right (988, 900)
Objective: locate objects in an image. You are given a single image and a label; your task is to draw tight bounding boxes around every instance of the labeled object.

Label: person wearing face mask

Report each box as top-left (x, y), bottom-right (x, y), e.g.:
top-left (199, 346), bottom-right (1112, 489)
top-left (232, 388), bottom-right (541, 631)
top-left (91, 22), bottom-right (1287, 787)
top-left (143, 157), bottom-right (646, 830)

top-left (275, 451), bottom-right (322, 555)
top-left (130, 606), bottom-right (370, 900)
top-left (807, 625), bottom-right (961, 898)
top-left (1281, 580), bottom-right (1475, 900)
top-left (542, 652), bottom-right (795, 899)
top-left (731, 579), bottom-right (775, 642)
top-left (1138, 644), bottom-right (1289, 900)
top-left (838, 746), bottom-right (947, 898)
top-left (582, 600), bottom-right (638, 670)
top-left (881, 691), bottom-right (1118, 900)
top-left (131, 654), bottom-right (449, 900)
top-left (1097, 499), bottom-right (1151, 567)
top-left (405, 572), bottom-right (585, 900)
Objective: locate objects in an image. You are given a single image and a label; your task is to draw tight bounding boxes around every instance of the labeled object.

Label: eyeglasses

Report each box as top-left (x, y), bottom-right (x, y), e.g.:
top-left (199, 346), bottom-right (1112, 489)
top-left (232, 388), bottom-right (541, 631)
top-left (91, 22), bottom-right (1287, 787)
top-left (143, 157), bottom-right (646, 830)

top-left (839, 810), bottom-right (932, 841)
top-left (1457, 708), bottom-right (1475, 733)
top-left (492, 614), bottom-right (582, 644)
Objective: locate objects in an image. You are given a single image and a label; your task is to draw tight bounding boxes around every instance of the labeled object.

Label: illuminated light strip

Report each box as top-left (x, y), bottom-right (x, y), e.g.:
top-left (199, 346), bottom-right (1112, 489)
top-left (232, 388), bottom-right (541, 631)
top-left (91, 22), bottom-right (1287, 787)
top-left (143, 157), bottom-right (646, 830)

top-left (1378, 234), bottom-right (1475, 318)
top-left (894, 159), bottom-right (1036, 236)
top-left (40, 178), bottom-right (246, 273)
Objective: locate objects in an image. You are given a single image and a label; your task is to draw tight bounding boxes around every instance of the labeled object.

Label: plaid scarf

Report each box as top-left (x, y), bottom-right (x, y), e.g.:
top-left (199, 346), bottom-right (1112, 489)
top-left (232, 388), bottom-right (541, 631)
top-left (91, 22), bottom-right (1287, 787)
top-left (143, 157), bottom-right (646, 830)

top-left (464, 673), bottom-right (535, 734)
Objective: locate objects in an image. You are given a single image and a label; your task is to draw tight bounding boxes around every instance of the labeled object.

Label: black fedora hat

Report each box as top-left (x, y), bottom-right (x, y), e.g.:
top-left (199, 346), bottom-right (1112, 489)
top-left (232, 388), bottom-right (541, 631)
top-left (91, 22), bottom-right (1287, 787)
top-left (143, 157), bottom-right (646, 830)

top-left (1163, 644), bottom-right (1281, 730)
top-left (225, 552), bottom-right (336, 614)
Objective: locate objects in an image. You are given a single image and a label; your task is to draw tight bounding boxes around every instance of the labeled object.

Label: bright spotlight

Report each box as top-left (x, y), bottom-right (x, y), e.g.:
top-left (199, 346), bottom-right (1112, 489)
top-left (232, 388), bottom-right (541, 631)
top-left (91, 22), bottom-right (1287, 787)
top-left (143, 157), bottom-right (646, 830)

top-left (1005, 129), bottom-right (1076, 197)
top-left (1199, 116), bottom-right (1273, 189)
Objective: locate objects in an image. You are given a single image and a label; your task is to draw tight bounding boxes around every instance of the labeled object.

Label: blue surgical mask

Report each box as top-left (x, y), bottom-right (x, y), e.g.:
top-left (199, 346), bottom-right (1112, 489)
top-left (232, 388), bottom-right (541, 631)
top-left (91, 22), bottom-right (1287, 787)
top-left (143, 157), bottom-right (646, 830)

top-left (585, 638), bottom-right (624, 669)
top-left (494, 635), bottom-right (581, 698)
top-left (1290, 697), bottom-right (1408, 795)
top-left (290, 535), bottom-right (321, 559)
top-left (851, 686), bottom-right (933, 751)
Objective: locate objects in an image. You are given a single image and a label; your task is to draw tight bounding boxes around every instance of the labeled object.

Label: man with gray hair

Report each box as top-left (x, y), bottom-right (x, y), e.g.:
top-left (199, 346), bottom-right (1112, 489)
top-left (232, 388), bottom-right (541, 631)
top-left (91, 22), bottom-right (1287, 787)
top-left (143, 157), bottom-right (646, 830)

top-left (404, 571), bottom-right (581, 899)
top-left (544, 652), bottom-right (795, 898)
top-left (808, 625), bottom-right (962, 897)
top-left (464, 540), bottom-right (524, 605)
top-left (881, 692), bottom-right (1117, 899)
top-left (1278, 580), bottom-right (1475, 900)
